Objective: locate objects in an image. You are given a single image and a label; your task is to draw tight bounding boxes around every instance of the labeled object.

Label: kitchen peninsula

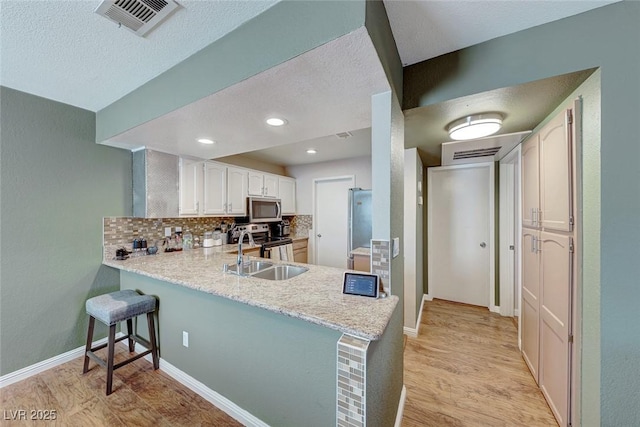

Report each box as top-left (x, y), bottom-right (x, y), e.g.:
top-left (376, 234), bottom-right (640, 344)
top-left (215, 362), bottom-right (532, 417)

top-left (103, 248), bottom-right (402, 427)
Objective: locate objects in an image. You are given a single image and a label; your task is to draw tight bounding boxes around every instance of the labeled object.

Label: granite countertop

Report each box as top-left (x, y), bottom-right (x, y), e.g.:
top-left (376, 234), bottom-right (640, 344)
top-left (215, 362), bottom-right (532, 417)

top-left (350, 247), bottom-right (371, 256)
top-left (103, 248), bottom-right (397, 341)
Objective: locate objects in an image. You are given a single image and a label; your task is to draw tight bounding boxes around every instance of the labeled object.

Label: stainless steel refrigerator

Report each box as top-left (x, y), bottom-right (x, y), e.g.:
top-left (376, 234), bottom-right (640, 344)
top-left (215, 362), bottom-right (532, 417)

top-left (347, 188), bottom-right (372, 269)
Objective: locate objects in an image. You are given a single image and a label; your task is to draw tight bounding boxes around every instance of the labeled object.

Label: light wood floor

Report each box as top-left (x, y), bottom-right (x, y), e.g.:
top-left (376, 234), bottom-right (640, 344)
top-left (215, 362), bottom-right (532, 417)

top-left (0, 346), bottom-right (241, 426)
top-left (1, 300), bottom-right (556, 426)
top-left (402, 299), bottom-right (558, 427)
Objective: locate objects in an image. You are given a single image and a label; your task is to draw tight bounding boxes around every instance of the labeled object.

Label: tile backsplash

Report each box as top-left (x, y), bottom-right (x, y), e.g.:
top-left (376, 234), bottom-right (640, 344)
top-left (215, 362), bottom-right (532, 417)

top-left (103, 215), bottom-right (313, 246)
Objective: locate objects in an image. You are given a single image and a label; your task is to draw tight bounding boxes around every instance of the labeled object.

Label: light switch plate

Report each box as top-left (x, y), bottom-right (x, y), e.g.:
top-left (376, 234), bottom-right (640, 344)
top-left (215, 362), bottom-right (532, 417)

top-left (392, 237), bottom-right (400, 258)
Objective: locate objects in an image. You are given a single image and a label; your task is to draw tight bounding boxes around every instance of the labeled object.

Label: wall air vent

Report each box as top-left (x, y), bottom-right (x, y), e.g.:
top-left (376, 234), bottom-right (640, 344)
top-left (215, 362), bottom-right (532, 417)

top-left (335, 131), bottom-right (353, 139)
top-left (95, 0), bottom-right (179, 37)
top-left (453, 147), bottom-right (502, 160)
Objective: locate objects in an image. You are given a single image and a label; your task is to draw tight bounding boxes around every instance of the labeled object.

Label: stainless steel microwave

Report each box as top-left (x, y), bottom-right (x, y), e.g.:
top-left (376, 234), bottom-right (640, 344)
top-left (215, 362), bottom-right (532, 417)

top-left (248, 197), bottom-right (282, 222)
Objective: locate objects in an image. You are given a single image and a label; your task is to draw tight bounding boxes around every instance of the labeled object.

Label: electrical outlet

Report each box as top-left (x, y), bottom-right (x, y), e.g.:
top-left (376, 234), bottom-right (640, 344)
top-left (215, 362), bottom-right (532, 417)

top-left (182, 331), bottom-right (189, 348)
top-left (165, 227), bottom-right (172, 237)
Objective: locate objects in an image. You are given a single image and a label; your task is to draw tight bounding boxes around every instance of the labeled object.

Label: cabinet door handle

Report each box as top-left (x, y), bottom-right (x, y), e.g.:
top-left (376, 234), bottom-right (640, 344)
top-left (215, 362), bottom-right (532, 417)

top-left (196, 201), bottom-right (199, 212)
top-left (229, 202), bottom-right (232, 211)
top-left (531, 236), bottom-right (536, 253)
top-left (224, 203), bottom-right (227, 212)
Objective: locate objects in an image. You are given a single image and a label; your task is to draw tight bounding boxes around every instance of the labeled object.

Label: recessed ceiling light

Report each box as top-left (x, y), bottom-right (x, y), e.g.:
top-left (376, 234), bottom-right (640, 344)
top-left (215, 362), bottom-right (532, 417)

top-left (198, 138), bottom-right (215, 145)
top-left (306, 149), bottom-right (317, 154)
top-left (447, 113), bottom-right (503, 141)
top-left (266, 117), bottom-right (287, 127)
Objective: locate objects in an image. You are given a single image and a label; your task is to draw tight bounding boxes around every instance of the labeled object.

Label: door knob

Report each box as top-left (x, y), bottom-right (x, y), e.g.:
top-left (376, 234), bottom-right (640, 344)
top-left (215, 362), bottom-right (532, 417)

top-left (480, 242), bottom-right (487, 248)
top-left (317, 234), bottom-right (322, 238)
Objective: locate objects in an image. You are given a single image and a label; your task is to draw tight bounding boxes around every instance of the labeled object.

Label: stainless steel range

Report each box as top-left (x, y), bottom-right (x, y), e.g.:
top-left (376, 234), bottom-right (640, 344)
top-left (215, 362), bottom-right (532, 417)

top-left (230, 223), bottom-right (292, 258)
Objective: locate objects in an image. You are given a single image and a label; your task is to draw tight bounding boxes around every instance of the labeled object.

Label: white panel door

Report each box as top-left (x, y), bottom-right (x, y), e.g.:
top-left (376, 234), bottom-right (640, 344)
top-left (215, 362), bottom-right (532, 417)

top-left (428, 163), bottom-right (493, 307)
top-left (227, 167), bottom-right (248, 215)
top-left (314, 176), bottom-right (354, 268)
top-left (202, 162), bottom-right (226, 215)
top-left (179, 158), bottom-right (203, 215)
top-left (521, 229), bottom-right (540, 382)
top-left (540, 109), bottom-right (573, 232)
top-left (539, 232), bottom-right (572, 426)
top-left (522, 135), bottom-right (540, 228)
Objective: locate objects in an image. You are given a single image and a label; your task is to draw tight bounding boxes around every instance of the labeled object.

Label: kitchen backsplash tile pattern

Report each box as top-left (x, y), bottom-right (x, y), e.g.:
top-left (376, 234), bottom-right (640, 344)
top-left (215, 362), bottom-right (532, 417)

top-left (337, 334), bottom-right (369, 427)
top-left (104, 215), bottom-right (313, 246)
top-left (371, 239), bottom-right (391, 294)
top-left (287, 214), bottom-right (312, 237)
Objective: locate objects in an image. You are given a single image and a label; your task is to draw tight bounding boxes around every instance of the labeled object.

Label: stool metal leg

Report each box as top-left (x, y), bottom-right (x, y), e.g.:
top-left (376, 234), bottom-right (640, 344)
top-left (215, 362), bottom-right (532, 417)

top-left (83, 316), bottom-right (95, 374)
top-left (147, 312), bottom-right (159, 370)
top-left (106, 324), bottom-right (116, 395)
top-left (126, 319), bottom-right (134, 352)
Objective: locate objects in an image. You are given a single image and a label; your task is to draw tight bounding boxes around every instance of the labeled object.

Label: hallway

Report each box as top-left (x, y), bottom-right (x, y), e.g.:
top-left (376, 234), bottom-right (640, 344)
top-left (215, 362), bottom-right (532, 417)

top-left (402, 299), bottom-right (558, 426)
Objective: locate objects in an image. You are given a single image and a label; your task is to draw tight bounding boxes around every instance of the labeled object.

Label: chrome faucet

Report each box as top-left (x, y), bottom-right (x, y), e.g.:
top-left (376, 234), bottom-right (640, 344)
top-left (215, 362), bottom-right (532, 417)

top-left (237, 230), bottom-right (254, 269)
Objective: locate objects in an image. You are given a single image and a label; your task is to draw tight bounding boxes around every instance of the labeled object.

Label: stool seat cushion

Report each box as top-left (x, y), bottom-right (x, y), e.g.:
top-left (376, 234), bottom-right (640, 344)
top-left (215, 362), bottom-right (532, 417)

top-left (86, 290), bottom-right (156, 326)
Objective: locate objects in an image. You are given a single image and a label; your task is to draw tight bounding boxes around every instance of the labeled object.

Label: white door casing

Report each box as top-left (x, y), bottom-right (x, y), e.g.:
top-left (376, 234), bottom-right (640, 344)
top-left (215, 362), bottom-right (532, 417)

top-left (522, 135), bottom-right (540, 228)
top-left (427, 163), bottom-right (495, 310)
top-left (313, 176), bottom-right (355, 269)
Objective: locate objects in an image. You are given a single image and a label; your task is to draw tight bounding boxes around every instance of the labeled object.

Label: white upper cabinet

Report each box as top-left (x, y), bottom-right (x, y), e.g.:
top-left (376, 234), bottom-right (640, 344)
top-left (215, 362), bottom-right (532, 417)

top-left (202, 162), bottom-right (227, 215)
top-left (521, 108), bottom-right (573, 232)
top-left (248, 171), bottom-right (264, 196)
top-left (248, 171), bottom-right (279, 198)
top-left (522, 135), bottom-right (540, 228)
top-left (179, 158), bottom-right (203, 216)
top-left (227, 166), bottom-right (248, 215)
top-left (180, 159), bottom-right (293, 217)
top-left (279, 176), bottom-right (296, 215)
top-left (540, 110), bottom-right (573, 232)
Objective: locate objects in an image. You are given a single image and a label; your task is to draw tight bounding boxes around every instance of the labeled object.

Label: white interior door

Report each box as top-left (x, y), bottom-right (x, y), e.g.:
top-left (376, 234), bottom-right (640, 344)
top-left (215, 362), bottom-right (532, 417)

top-left (313, 176), bottom-right (354, 268)
top-left (539, 232), bottom-right (572, 426)
top-left (427, 163), bottom-right (494, 308)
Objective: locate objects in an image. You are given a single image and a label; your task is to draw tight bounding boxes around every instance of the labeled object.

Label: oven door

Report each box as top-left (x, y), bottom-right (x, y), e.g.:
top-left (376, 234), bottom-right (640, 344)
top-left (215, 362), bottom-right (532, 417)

top-left (248, 197), bottom-right (282, 222)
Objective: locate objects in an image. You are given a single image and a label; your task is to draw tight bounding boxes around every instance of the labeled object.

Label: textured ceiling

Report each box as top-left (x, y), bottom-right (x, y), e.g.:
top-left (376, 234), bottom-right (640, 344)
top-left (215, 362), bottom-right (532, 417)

top-left (0, 1), bottom-right (617, 166)
top-left (404, 69), bottom-right (595, 166)
top-left (102, 28), bottom-right (389, 161)
top-left (383, 0), bottom-right (619, 66)
top-left (0, 0), bottom-right (279, 111)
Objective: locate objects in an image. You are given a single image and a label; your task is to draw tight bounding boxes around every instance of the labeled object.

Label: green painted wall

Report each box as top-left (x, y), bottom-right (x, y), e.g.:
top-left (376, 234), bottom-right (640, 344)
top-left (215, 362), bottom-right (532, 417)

top-left (0, 87), bottom-right (132, 375)
top-left (121, 271), bottom-right (401, 426)
top-left (364, 0), bottom-right (403, 102)
top-left (404, 2), bottom-right (639, 424)
top-left (96, 0), bottom-right (367, 142)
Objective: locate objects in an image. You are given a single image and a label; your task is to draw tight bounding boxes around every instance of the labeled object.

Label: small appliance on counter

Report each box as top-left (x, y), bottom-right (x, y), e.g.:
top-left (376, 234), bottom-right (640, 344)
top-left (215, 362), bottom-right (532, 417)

top-left (271, 220), bottom-right (290, 238)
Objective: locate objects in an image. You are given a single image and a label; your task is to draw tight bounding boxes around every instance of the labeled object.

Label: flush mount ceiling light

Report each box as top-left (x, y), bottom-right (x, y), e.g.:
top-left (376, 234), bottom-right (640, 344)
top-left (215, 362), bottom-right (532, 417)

top-left (306, 149), bottom-right (317, 154)
top-left (197, 138), bottom-right (215, 145)
top-left (266, 117), bottom-right (287, 127)
top-left (447, 113), bottom-right (503, 141)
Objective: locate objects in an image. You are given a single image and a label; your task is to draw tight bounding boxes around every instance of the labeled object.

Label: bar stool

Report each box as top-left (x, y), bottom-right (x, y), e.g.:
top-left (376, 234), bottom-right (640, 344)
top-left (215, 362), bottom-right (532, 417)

top-left (83, 289), bottom-right (159, 395)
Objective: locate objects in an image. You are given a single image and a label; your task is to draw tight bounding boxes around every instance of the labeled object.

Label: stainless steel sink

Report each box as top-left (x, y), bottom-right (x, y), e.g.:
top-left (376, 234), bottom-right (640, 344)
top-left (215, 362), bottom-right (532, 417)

top-left (251, 265), bottom-right (308, 281)
top-left (226, 260), bottom-right (273, 275)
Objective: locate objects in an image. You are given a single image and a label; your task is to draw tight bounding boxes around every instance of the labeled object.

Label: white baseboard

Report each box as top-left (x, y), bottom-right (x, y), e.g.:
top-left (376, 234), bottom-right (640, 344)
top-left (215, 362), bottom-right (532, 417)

top-left (394, 385), bottom-right (407, 427)
top-left (0, 336), bottom-right (111, 389)
top-left (403, 295), bottom-right (427, 338)
top-left (159, 358), bottom-right (269, 427)
top-left (515, 308), bottom-right (520, 317)
top-left (490, 304), bottom-right (500, 314)
top-left (424, 293), bottom-right (433, 301)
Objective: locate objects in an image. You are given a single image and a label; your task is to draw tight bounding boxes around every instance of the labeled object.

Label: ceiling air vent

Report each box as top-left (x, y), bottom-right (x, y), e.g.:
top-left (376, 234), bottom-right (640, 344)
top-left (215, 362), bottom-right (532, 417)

top-left (453, 147), bottom-right (502, 160)
top-left (95, 0), bottom-right (179, 37)
top-left (335, 131), bottom-right (353, 139)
